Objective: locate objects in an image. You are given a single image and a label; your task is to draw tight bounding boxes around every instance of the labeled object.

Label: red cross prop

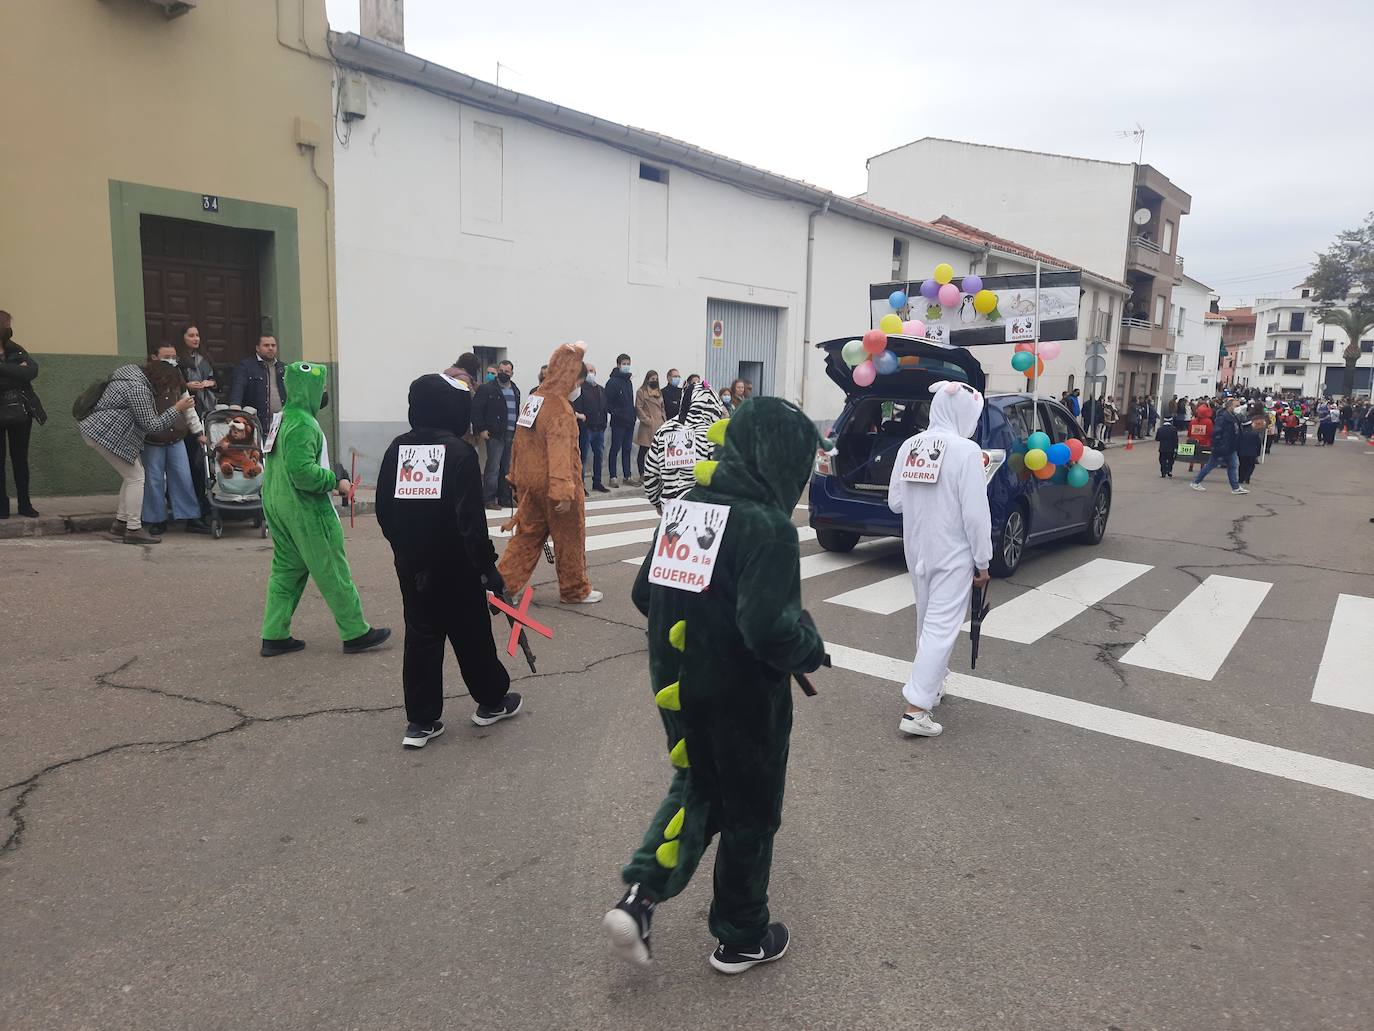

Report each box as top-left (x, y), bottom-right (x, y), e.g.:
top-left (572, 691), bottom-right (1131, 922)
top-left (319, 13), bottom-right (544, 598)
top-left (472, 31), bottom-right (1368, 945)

top-left (486, 585), bottom-right (555, 657)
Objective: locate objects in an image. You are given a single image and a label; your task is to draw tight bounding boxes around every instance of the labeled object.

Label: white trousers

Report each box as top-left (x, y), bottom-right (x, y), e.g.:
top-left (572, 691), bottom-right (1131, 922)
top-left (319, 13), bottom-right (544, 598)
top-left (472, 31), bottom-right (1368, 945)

top-left (85, 437), bottom-right (145, 530)
top-left (902, 564), bottom-right (973, 710)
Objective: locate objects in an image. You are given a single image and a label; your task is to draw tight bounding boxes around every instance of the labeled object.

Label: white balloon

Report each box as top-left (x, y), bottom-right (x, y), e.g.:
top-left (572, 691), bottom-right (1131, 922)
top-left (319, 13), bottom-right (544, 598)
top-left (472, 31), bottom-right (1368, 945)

top-left (1077, 448), bottom-right (1105, 471)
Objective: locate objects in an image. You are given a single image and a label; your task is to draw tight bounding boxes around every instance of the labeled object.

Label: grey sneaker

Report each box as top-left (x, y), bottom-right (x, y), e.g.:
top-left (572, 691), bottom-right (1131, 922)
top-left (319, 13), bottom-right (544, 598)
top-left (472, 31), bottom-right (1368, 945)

top-left (609, 477), bottom-right (619, 488)
top-left (108, 520), bottom-right (127, 541)
top-left (1189, 483), bottom-right (1206, 492)
top-left (124, 527), bottom-right (161, 545)
top-left (1232, 486), bottom-right (1250, 495)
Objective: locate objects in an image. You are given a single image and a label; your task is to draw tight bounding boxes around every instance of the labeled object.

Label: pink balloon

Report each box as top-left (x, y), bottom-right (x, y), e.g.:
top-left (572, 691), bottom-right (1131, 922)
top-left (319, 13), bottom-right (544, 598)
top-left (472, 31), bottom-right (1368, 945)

top-left (938, 283), bottom-right (960, 307)
top-left (1040, 340), bottom-right (1061, 361)
top-left (862, 328), bottom-right (888, 355)
top-left (852, 360), bottom-right (877, 387)
top-left (902, 319), bottom-right (927, 337)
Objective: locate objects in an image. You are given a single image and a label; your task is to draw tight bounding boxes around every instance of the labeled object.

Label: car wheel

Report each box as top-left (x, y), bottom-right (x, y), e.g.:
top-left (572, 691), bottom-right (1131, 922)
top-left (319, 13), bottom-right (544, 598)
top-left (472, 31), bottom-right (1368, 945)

top-left (816, 528), bottom-right (860, 553)
top-left (989, 505), bottom-right (1027, 578)
top-left (1079, 487), bottom-right (1111, 544)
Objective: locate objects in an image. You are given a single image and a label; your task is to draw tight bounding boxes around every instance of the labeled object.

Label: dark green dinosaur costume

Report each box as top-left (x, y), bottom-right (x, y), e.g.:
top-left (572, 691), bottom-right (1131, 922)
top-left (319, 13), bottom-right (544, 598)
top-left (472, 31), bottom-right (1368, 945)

top-left (260, 361), bottom-right (371, 643)
top-left (624, 396), bottom-right (828, 948)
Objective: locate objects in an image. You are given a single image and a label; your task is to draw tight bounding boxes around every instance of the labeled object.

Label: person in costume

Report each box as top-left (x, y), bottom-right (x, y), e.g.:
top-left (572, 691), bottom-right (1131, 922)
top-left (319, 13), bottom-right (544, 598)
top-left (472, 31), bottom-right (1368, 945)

top-left (259, 360), bottom-right (390, 657)
top-left (496, 341), bottom-right (601, 604)
top-left (640, 380), bottom-right (729, 512)
top-left (375, 374), bottom-right (522, 749)
top-left (887, 381), bottom-right (992, 738)
top-left (603, 396), bottom-right (828, 975)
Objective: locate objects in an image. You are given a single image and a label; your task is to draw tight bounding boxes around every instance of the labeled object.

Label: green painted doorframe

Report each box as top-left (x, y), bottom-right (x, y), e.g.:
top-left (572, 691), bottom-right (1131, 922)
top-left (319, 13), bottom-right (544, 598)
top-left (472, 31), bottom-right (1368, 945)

top-left (107, 179), bottom-right (303, 363)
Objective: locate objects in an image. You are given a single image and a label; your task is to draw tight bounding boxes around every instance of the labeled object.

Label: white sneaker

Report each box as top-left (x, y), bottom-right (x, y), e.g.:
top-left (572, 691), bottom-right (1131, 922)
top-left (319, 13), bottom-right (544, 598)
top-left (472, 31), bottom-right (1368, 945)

top-left (1189, 483), bottom-right (1206, 492)
top-left (564, 589), bottom-right (603, 604)
top-left (899, 710), bottom-right (943, 737)
top-left (1232, 487), bottom-right (1250, 495)
top-left (609, 478), bottom-right (619, 488)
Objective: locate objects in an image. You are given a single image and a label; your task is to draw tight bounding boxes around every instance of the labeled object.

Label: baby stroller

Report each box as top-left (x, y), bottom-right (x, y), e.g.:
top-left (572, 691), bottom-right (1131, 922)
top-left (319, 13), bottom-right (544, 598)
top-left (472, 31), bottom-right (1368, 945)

top-left (202, 405), bottom-right (269, 539)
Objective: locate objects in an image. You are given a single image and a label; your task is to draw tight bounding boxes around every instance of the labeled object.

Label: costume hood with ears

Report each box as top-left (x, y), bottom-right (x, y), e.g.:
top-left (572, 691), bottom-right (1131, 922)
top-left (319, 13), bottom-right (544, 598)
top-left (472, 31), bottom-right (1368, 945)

top-left (408, 373), bottom-right (471, 436)
top-left (534, 341), bottom-right (587, 398)
top-left (927, 380), bottom-right (984, 439)
top-left (284, 361), bottom-right (328, 415)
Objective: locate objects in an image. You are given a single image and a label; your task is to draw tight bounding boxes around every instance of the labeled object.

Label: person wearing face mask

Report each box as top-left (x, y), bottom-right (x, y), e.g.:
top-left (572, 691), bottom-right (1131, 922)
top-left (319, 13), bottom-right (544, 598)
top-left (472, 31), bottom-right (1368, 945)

top-left (575, 362), bottom-right (610, 493)
top-left (0, 310), bottom-right (45, 519)
top-left (888, 381), bottom-right (992, 738)
top-left (472, 359), bottom-right (521, 509)
top-left (497, 342), bottom-right (601, 604)
top-left (634, 370), bottom-right (666, 480)
top-left (718, 388), bottom-right (734, 414)
top-left (141, 345), bottom-right (210, 535)
top-left (661, 368), bottom-right (683, 420)
top-left (1190, 397), bottom-right (1248, 495)
top-left (605, 353), bottom-right (637, 487)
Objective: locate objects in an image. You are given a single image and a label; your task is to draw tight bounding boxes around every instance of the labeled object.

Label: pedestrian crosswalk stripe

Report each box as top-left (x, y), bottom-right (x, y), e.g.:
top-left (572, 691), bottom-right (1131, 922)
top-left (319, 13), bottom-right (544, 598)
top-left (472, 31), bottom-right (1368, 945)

top-left (1311, 594), bottom-right (1374, 716)
top-left (977, 558), bottom-right (1152, 644)
top-left (825, 572), bottom-right (913, 615)
top-left (585, 497), bottom-right (655, 511)
top-left (1121, 574), bottom-right (1272, 681)
top-left (825, 642), bottom-right (1374, 801)
top-left (799, 540), bottom-right (898, 581)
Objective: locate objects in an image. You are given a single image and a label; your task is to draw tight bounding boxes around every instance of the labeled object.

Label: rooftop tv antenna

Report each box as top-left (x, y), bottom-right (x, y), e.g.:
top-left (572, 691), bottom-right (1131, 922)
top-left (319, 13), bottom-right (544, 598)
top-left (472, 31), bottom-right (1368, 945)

top-left (1116, 123), bottom-right (1146, 163)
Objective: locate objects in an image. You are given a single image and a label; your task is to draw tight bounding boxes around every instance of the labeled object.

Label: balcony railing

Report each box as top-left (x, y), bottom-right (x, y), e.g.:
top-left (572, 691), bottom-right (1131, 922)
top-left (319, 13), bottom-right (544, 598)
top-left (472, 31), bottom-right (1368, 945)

top-left (1119, 317), bottom-right (1169, 353)
top-left (1266, 322), bottom-right (1311, 335)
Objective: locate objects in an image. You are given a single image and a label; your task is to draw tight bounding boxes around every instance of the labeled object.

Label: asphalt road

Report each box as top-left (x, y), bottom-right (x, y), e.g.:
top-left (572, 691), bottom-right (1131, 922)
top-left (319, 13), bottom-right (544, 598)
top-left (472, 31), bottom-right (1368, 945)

top-left (3, 437), bottom-right (1371, 1030)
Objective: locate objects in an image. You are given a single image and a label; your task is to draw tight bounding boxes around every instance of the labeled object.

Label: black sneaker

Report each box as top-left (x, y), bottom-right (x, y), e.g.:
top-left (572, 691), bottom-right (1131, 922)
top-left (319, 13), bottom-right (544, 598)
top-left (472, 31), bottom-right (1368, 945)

top-left (593, 484), bottom-right (611, 494)
top-left (260, 637), bottom-right (306, 658)
top-left (402, 721), bottom-right (444, 749)
top-left (471, 692), bottom-right (522, 727)
top-left (709, 922), bottom-right (790, 975)
top-left (602, 883), bottom-right (655, 966)
top-left (185, 518), bottom-right (211, 535)
top-left (343, 627), bottom-right (392, 653)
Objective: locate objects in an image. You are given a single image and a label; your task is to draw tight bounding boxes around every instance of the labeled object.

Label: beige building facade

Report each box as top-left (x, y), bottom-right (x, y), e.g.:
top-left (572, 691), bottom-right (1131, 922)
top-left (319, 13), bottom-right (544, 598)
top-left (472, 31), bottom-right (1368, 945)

top-left (0, 0), bottom-right (336, 494)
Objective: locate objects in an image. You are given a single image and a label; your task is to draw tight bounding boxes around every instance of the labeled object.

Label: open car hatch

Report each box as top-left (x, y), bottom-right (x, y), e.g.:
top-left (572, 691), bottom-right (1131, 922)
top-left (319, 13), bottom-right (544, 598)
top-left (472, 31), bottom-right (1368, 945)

top-left (817, 335), bottom-right (987, 398)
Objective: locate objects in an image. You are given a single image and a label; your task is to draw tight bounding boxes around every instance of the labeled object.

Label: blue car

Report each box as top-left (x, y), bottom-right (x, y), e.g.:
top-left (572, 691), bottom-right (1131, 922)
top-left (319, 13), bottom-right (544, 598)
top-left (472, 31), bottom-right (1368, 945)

top-left (808, 336), bottom-right (1112, 577)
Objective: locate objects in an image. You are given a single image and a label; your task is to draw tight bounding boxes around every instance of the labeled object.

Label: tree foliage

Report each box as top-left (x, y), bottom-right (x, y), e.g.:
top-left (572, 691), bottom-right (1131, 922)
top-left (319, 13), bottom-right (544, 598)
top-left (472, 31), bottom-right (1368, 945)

top-left (1310, 211), bottom-right (1374, 319)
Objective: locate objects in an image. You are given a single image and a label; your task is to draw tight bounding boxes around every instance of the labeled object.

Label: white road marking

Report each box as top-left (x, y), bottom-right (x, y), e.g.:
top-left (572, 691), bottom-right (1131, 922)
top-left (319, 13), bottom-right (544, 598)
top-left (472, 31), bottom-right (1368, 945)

top-left (1311, 594), bottom-right (1374, 715)
top-left (585, 526), bottom-right (656, 552)
top-left (489, 509), bottom-right (660, 534)
top-left (826, 572), bottom-right (913, 615)
top-left (799, 540), bottom-right (898, 581)
top-left (977, 559), bottom-right (1153, 644)
top-left (586, 497), bottom-right (654, 511)
top-left (826, 642), bottom-right (1374, 802)
top-left (1120, 574), bottom-right (1272, 681)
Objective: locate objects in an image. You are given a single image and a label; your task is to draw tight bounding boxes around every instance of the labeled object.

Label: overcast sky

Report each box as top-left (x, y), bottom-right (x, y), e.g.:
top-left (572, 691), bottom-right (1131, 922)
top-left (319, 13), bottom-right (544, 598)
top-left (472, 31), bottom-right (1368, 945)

top-left (326, 0), bottom-right (1372, 306)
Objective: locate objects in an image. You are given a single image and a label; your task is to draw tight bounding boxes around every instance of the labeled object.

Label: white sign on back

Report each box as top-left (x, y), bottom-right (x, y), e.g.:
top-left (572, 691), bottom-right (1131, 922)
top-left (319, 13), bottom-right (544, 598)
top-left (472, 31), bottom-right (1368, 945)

top-left (899, 436), bottom-right (947, 484)
top-left (663, 427), bottom-right (696, 469)
top-left (394, 444), bottom-right (445, 499)
top-left (648, 498), bottom-right (730, 593)
top-left (516, 395), bottom-right (544, 428)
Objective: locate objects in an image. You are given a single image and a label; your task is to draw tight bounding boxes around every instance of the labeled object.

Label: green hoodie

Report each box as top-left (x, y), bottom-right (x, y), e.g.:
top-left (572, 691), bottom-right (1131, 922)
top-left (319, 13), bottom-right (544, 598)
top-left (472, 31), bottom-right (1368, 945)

top-left (263, 361), bottom-right (334, 502)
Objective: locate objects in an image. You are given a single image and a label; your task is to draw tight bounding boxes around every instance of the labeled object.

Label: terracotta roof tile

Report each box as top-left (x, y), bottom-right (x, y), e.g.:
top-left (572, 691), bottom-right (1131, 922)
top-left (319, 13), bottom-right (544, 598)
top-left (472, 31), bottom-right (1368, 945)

top-left (931, 216), bottom-right (1129, 289)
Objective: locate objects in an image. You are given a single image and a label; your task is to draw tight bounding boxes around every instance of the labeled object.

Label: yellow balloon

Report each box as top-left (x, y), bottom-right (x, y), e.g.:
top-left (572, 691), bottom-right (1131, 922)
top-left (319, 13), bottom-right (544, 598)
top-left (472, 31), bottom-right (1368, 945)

top-left (878, 313), bottom-right (903, 334)
top-left (1024, 448), bottom-right (1048, 471)
top-left (973, 289), bottom-right (997, 315)
top-left (934, 263), bottom-right (954, 285)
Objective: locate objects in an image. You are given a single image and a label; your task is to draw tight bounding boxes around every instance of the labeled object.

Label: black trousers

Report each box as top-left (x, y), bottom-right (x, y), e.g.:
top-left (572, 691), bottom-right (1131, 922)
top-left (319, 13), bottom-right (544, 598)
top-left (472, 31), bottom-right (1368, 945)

top-left (1238, 456), bottom-right (1257, 483)
top-left (183, 433), bottom-right (209, 516)
top-left (0, 417), bottom-right (33, 509)
top-left (1159, 450), bottom-right (1175, 475)
top-left (398, 567), bottom-right (511, 725)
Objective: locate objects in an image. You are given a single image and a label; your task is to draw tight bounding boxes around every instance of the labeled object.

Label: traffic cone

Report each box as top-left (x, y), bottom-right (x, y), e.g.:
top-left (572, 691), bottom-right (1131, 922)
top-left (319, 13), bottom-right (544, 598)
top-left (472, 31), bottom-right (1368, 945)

top-left (1124, 433), bottom-right (1134, 451)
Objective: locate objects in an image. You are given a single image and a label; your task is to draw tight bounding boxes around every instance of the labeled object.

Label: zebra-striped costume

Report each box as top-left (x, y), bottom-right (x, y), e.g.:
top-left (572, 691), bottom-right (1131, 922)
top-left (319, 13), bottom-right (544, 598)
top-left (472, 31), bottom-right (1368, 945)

top-left (641, 384), bottom-right (729, 509)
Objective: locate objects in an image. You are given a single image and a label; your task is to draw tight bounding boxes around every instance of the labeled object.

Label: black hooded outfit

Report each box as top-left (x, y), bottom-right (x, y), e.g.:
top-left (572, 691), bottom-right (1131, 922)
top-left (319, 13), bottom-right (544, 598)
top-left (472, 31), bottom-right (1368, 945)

top-left (375, 375), bottom-right (511, 725)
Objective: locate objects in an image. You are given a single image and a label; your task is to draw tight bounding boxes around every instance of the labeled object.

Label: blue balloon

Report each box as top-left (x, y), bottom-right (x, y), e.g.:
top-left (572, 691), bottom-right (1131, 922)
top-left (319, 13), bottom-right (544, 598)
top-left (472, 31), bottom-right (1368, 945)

top-left (1027, 431), bottom-right (1051, 452)
top-left (1047, 442), bottom-right (1072, 466)
top-left (874, 350), bottom-right (900, 375)
top-left (889, 290), bottom-right (908, 310)
top-left (962, 274), bottom-right (983, 295)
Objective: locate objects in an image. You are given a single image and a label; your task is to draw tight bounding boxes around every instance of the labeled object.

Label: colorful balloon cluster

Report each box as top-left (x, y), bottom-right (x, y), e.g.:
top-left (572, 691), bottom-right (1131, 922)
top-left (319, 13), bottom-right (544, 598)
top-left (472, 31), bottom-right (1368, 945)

top-left (1010, 338), bottom-right (1061, 381)
top-left (1009, 430), bottom-right (1103, 488)
top-left (841, 266), bottom-right (1000, 387)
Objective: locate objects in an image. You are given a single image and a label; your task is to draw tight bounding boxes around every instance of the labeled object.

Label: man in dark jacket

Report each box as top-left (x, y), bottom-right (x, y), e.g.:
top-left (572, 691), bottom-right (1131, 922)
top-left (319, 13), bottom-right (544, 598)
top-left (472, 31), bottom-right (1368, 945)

top-left (471, 359), bottom-right (520, 508)
top-left (575, 361), bottom-right (610, 492)
top-left (374, 374), bottom-right (521, 749)
top-left (605, 353), bottom-right (637, 487)
top-left (1190, 397), bottom-right (1246, 494)
top-left (661, 368), bottom-right (684, 421)
top-left (228, 334), bottom-right (288, 421)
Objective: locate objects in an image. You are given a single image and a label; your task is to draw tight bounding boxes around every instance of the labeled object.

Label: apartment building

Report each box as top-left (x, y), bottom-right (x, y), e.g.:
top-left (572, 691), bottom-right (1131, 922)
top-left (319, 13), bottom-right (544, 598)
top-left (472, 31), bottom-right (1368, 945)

top-left (864, 139), bottom-right (1192, 407)
top-left (1162, 275), bottom-right (1224, 401)
top-left (1239, 286), bottom-right (1373, 397)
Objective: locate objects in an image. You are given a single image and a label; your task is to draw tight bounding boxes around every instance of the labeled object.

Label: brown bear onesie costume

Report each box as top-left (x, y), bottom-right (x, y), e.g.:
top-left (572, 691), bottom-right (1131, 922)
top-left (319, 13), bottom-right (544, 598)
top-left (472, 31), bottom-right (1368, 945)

top-left (497, 341), bottom-right (596, 603)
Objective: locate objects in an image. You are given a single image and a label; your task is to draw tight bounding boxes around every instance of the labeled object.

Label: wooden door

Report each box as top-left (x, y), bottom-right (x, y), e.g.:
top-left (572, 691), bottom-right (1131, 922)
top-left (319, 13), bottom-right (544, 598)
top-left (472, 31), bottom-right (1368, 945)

top-left (141, 216), bottom-right (261, 368)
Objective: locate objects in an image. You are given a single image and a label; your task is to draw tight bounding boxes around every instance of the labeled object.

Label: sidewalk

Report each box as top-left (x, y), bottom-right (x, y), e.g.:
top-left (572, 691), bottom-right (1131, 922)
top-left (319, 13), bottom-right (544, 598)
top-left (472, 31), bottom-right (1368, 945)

top-left (2, 480), bottom-right (651, 540)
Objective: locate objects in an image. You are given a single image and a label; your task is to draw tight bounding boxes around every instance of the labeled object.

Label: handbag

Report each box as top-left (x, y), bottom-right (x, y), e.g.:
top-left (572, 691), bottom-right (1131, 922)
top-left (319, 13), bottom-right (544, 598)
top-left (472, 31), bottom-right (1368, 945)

top-left (0, 387), bottom-right (28, 426)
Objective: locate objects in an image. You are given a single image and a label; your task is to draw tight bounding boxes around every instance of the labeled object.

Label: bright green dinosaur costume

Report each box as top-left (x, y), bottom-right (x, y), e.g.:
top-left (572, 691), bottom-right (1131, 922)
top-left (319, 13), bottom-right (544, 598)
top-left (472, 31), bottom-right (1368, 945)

top-left (260, 361), bottom-right (370, 643)
top-left (626, 396), bottom-right (827, 947)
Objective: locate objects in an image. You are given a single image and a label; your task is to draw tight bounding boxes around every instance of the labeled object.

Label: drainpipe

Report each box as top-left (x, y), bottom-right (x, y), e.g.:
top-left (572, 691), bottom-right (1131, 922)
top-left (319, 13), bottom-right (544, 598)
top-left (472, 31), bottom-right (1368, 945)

top-left (800, 198), bottom-right (831, 414)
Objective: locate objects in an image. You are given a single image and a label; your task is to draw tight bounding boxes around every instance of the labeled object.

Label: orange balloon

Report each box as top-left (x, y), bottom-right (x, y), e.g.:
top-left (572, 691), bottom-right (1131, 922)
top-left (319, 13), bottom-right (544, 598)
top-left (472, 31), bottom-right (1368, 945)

top-left (1032, 462), bottom-right (1056, 479)
top-left (1023, 358), bottom-right (1046, 378)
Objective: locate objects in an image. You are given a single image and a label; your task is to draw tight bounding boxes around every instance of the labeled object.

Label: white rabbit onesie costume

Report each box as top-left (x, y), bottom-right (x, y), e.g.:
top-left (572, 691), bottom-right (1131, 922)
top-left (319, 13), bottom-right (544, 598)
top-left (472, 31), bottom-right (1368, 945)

top-left (887, 381), bottom-right (993, 713)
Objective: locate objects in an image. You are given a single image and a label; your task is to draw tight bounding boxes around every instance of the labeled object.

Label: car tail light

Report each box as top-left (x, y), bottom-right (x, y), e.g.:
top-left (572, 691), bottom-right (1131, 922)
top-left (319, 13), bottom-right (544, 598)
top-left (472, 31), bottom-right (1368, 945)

top-left (981, 449), bottom-right (1006, 484)
top-left (814, 447), bottom-right (834, 476)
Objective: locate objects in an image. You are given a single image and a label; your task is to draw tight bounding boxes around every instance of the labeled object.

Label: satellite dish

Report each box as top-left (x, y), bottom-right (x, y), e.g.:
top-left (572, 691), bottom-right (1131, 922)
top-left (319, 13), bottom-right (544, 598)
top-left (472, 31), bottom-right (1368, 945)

top-left (1133, 207), bottom-right (1152, 226)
